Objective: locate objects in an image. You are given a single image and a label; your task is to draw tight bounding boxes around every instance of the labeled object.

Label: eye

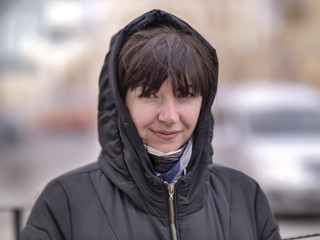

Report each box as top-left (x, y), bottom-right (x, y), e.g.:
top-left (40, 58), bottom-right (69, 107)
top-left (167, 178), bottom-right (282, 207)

top-left (177, 92), bottom-right (195, 98)
top-left (139, 92), bottom-right (157, 98)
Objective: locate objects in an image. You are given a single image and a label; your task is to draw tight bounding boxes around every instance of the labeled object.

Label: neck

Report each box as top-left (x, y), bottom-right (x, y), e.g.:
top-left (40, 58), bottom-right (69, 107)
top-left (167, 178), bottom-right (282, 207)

top-left (145, 137), bottom-right (193, 183)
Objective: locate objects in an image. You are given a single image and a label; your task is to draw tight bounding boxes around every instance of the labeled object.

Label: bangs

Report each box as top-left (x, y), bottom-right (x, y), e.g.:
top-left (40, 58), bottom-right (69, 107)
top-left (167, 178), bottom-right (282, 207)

top-left (118, 26), bottom-right (214, 99)
top-left (136, 34), bottom-right (204, 96)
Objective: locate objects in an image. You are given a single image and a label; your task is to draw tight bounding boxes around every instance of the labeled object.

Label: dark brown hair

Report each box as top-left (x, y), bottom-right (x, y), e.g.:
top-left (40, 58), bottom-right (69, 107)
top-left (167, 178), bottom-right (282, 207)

top-left (118, 26), bottom-right (216, 101)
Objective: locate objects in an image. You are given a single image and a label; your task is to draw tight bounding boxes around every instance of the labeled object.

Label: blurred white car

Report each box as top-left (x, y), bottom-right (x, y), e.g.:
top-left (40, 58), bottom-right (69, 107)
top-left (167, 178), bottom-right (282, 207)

top-left (212, 83), bottom-right (320, 215)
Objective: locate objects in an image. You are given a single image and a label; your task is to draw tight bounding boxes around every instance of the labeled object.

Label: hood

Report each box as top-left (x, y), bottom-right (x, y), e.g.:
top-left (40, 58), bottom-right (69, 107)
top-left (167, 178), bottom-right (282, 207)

top-left (97, 9), bottom-right (218, 217)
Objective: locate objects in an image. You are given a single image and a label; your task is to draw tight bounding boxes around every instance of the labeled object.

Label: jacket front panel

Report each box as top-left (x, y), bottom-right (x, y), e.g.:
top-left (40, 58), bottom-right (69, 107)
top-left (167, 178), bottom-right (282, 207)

top-left (21, 162), bottom-right (281, 240)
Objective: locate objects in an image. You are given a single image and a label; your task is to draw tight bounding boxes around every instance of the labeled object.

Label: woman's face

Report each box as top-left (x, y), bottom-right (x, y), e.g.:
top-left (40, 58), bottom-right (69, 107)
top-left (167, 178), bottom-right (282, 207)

top-left (125, 79), bottom-right (202, 153)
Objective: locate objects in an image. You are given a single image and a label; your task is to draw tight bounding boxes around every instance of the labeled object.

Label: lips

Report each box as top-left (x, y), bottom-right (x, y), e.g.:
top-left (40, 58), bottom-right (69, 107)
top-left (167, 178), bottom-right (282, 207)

top-left (152, 130), bottom-right (181, 140)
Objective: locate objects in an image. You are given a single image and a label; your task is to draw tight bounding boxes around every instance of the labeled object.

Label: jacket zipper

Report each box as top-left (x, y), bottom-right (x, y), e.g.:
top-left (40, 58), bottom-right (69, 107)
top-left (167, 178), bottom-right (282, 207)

top-left (164, 181), bottom-right (178, 240)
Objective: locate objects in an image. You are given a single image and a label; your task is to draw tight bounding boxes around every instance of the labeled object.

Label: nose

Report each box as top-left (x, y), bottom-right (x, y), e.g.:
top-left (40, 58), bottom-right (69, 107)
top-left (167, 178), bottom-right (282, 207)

top-left (158, 98), bottom-right (180, 124)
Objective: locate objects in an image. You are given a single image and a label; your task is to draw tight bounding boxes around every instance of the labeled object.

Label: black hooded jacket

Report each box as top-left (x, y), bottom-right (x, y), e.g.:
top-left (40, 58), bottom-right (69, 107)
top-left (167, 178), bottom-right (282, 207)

top-left (20, 10), bottom-right (281, 240)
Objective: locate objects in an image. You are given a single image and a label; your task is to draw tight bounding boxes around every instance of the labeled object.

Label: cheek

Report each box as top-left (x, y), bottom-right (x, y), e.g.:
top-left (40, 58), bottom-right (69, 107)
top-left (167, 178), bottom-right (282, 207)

top-left (183, 101), bottom-right (202, 128)
top-left (129, 107), bottom-right (155, 129)
top-left (184, 110), bottom-right (200, 128)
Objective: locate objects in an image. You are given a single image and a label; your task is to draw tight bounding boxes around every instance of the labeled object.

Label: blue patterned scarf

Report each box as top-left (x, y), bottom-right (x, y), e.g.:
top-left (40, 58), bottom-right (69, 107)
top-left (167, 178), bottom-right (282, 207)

top-left (145, 137), bottom-right (193, 183)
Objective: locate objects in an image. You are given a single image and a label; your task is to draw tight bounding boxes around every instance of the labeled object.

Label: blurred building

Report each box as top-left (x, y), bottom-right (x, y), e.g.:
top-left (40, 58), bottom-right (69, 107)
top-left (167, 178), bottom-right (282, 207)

top-left (1, 0), bottom-right (320, 138)
top-left (0, 0), bottom-right (108, 141)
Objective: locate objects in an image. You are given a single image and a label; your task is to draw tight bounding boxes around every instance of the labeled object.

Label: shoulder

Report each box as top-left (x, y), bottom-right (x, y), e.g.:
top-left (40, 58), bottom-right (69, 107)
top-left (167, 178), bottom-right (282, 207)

top-left (36, 162), bottom-right (98, 193)
top-left (58, 161), bottom-right (101, 178)
top-left (32, 161), bottom-right (112, 219)
top-left (46, 162), bottom-right (108, 195)
top-left (37, 162), bottom-right (107, 204)
top-left (209, 161), bottom-right (258, 187)
top-left (208, 164), bottom-right (281, 239)
top-left (21, 163), bottom-right (108, 239)
top-left (53, 162), bottom-right (101, 184)
top-left (208, 161), bottom-right (262, 202)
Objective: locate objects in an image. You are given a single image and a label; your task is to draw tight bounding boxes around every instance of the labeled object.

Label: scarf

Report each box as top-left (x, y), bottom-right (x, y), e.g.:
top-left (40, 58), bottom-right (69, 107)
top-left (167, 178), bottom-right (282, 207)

top-left (145, 137), bottom-right (193, 183)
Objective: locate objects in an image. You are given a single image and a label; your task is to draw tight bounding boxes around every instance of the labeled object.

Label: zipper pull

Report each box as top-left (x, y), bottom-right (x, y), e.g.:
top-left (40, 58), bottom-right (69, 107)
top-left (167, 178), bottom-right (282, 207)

top-left (166, 181), bottom-right (177, 200)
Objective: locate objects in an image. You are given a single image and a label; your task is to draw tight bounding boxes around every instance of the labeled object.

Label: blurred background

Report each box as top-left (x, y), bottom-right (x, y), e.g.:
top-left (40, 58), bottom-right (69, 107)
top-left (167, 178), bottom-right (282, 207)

top-left (0, 0), bottom-right (320, 239)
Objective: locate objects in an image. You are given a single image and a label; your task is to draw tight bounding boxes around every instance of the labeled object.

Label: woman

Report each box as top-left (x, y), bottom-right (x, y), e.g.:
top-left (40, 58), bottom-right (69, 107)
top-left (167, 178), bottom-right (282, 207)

top-left (20, 9), bottom-right (281, 240)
